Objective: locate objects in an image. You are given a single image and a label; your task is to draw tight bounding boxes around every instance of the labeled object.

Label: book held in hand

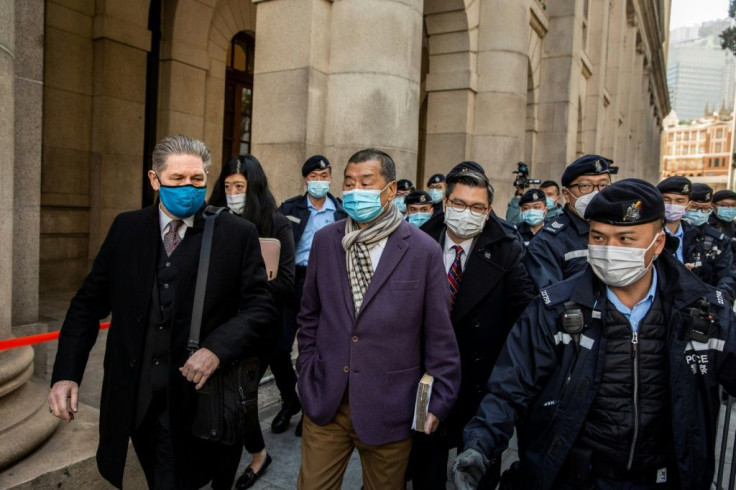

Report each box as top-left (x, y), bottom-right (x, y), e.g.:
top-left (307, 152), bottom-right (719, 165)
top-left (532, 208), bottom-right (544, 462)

top-left (411, 373), bottom-right (434, 432)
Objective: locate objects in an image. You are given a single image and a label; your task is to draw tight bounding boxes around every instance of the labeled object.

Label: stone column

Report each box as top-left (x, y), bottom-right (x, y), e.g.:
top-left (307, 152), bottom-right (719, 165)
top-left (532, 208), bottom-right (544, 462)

top-left (251, 0), bottom-right (333, 202)
top-left (322, 0), bottom-right (424, 182)
top-left (0, 0), bottom-right (59, 471)
top-left (580, 0), bottom-right (611, 154)
top-left (471, 0), bottom-right (529, 208)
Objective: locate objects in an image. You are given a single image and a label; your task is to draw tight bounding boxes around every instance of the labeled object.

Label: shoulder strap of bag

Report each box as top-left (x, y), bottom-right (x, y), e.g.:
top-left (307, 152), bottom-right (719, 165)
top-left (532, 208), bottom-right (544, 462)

top-left (188, 205), bottom-right (231, 353)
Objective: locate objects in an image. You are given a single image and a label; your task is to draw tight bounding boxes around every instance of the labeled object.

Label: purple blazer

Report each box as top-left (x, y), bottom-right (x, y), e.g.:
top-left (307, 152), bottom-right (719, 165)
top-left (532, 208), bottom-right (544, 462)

top-left (296, 219), bottom-right (461, 446)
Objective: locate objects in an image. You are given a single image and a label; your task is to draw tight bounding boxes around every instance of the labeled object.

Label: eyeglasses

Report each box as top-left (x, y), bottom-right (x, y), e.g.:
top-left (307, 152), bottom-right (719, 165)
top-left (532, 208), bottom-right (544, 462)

top-left (447, 198), bottom-right (488, 216)
top-left (567, 182), bottom-right (610, 195)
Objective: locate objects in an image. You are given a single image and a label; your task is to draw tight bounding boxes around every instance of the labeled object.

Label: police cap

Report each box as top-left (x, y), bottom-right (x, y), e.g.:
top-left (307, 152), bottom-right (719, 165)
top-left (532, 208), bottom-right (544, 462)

top-left (302, 155), bottom-right (331, 177)
top-left (446, 161), bottom-right (486, 181)
top-left (656, 176), bottom-right (692, 196)
top-left (713, 189), bottom-right (736, 203)
top-left (426, 173), bottom-right (446, 186)
top-left (584, 178), bottom-right (665, 225)
top-left (404, 190), bottom-right (432, 206)
top-left (561, 154), bottom-right (614, 187)
top-left (519, 188), bottom-right (546, 206)
top-left (690, 183), bottom-right (713, 203)
top-left (397, 179), bottom-right (415, 192)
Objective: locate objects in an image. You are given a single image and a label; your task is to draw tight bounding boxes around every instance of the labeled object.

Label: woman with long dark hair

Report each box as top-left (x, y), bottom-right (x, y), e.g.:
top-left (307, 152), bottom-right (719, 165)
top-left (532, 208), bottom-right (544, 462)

top-left (209, 154), bottom-right (295, 489)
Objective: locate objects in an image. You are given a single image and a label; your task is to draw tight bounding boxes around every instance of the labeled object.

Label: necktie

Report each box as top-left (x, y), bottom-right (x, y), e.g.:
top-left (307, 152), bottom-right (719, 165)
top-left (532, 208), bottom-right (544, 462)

top-left (448, 245), bottom-right (463, 305)
top-left (164, 220), bottom-right (183, 256)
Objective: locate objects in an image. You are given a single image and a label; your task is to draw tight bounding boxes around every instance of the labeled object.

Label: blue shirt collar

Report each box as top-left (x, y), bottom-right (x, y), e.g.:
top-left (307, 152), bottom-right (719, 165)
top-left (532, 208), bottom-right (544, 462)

top-left (605, 268), bottom-right (658, 331)
top-left (665, 222), bottom-right (683, 239)
top-left (306, 194), bottom-right (336, 212)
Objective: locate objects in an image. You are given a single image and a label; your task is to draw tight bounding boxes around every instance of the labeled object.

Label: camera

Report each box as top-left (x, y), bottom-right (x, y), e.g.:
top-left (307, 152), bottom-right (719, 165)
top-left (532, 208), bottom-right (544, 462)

top-left (512, 162), bottom-right (541, 189)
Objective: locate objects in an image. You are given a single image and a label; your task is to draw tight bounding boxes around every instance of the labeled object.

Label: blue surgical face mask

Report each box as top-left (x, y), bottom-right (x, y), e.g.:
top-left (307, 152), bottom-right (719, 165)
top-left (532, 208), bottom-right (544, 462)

top-left (684, 209), bottom-right (711, 227)
top-left (395, 196), bottom-right (407, 213)
top-left (157, 174), bottom-right (206, 219)
top-left (521, 209), bottom-right (546, 226)
top-left (307, 180), bottom-right (330, 199)
top-left (717, 207), bottom-right (736, 222)
top-left (342, 183), bottom-right (391, 223)
top-left (408, 212), bottom-right (431, 228)
top-left (545, 197), bottom-right (557, 210)
top-left (428, 188), bottom-right (444, 204)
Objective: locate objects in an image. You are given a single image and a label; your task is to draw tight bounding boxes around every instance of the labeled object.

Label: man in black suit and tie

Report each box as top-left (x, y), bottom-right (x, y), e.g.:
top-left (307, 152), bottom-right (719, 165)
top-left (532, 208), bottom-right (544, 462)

top-left (47, 134), bottom-right (276, 489)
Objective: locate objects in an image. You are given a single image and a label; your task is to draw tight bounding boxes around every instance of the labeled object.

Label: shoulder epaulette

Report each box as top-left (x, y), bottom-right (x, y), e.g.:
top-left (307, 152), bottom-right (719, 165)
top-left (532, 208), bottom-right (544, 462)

top-left (539, 276), bottom-right (577, 309)
top-left (541, 217), bottom-right (569, 235)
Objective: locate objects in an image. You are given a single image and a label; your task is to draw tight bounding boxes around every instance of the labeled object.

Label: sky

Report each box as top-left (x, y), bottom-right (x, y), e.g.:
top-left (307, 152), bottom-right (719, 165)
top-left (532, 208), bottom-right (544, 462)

top-left (670, 0), bottom-right (730, 29)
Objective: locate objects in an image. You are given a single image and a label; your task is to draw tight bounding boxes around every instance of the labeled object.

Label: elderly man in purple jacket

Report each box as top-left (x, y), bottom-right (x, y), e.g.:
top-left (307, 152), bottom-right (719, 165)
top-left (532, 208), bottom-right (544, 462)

top-left (296, 149), bottom-right (461, 490)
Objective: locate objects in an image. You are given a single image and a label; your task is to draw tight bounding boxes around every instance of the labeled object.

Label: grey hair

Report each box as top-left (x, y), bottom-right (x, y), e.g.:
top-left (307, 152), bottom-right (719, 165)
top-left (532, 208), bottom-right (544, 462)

top-left (446, 170), bottom-right (495, 205)
top-left (151, 134), bottom-right (212, 174)
top-left (346, 148), bottom-right (397, 183)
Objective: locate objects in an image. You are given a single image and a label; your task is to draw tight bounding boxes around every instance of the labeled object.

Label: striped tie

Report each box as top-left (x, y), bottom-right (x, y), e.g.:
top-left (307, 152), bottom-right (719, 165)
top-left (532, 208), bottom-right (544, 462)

top-left (448, 245), bottom-right (463, 305)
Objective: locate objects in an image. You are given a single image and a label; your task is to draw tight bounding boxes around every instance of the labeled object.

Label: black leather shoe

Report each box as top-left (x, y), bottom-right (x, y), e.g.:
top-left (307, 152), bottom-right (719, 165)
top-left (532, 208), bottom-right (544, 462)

top-left (235, 454), bottom-right (272, 489)
top-left (294, 414), bottom-right (303, 437)
top-left (271, 400), bottom-right (301, 434)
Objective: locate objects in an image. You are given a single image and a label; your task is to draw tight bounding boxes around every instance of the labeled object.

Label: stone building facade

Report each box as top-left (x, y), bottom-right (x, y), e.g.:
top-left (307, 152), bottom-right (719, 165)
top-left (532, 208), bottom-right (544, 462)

top-left (1, 0), bottom-right (670, 479)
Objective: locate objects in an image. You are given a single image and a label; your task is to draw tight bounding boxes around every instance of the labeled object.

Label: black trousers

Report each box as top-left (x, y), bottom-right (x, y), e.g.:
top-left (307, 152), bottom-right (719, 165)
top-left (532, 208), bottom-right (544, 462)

top-left (131, 392), bottom-right (176, 490)
top-left (269, 269), bottom-right (306, 405)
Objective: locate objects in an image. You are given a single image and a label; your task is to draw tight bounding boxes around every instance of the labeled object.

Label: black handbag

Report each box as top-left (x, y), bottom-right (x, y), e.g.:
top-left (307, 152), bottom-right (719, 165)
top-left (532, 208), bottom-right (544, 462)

top-left (189, 206), bottom-right (260, 445)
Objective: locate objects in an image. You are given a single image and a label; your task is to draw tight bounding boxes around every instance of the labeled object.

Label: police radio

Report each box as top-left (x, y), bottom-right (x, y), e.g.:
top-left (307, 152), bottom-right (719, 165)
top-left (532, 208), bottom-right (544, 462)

top-left (685, 299), bottom-right (714, 343)
top-left (561, 301), bottom-right (585, 351)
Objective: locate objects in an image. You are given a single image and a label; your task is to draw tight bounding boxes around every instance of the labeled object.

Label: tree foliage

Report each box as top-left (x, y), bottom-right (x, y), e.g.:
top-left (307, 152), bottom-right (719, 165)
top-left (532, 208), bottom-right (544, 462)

top-left (721, 0), bottom-right (736, 55)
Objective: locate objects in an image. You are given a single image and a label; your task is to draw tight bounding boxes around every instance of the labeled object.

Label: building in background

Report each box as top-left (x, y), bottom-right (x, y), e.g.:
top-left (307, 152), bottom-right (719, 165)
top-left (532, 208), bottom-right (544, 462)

top-left (667, 19), bottom-right (736, 121)
top-left (660, 111), bottom-right (732, 190)
top-left (1, 0), bottom-right (671, 483)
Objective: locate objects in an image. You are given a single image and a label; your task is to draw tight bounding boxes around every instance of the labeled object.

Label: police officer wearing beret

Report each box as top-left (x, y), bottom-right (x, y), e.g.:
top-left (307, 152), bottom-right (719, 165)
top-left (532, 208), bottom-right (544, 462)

top-left (709, 189), bottom-right (736, 256)
top-left (409, 169), bottom-right (534, 490)
top-left (395, 179), bottom-right (416, 215)
top-left (275, 155), bottom-right (347, 435)
top-left (405, 190), bottom-right (434, 228)
top-left (523, 154), bottom-right (614, 291)
top-left (427, 173), bottom-right (446, 214)
top-left (517, 188), bottom-right (547, 247)
top-left (453, 179), bottom-right (736, 490)
top-left (657, 176), bottom-right (736, 301)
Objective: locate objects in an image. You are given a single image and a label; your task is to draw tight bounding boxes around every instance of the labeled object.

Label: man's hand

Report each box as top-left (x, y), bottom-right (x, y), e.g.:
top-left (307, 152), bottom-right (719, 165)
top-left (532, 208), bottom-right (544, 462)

top-left (180, 348), bottom-right (220, 390)
top-left (48, 380), bottom-right (79, 422)
top-left (685, 263), bottom-right (696, 271)
top-left (423, 412), bottom-right (439, 435)
top-left (453, 448), bottom-right (490, 490)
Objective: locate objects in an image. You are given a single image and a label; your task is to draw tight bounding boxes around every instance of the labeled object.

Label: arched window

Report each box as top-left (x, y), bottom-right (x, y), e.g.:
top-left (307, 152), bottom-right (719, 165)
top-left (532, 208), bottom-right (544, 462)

top-left (223, 32), bottom-right (255, 162)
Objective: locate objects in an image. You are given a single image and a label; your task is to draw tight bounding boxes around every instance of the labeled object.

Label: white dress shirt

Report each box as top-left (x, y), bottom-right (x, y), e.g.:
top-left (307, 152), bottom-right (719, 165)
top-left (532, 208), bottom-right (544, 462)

top-left (443, 232), bottom-right (472, 273)
top-left (368, 237), bottom-right (388, 270)
top-left (158, 206), bottom-right (195, 241)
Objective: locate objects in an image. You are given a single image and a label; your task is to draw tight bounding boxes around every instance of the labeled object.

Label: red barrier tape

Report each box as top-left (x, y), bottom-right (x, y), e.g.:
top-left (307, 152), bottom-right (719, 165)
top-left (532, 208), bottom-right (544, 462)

top-left (0, 322), bottom-right (111, 351)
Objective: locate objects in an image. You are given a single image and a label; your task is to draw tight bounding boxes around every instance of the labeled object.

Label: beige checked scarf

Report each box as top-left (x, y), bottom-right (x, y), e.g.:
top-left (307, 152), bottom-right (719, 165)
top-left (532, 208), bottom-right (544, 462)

top-left (342, 202), bottom-right (403, 314)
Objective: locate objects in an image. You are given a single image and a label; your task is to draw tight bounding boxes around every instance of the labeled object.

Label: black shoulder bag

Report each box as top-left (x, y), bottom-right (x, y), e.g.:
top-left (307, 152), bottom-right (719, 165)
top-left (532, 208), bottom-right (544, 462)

top-left (190, 206), bottom-right (261, 445)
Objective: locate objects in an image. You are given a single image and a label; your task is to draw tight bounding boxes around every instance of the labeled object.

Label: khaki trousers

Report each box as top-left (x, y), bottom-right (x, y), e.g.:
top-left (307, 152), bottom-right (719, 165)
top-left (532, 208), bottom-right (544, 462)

top-left (298, 396), bottom-right (412, 490)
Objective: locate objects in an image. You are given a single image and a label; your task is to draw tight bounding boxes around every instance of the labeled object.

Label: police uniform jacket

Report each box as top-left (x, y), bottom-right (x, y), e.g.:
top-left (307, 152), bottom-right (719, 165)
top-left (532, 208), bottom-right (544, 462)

top-left (422, 214), bottom-right (535, 443)
top-left (51, 205), bottom-right (277, 488)
top-left (708, 213), bottom-right (736, 257)
top-left (279, 192), bottom-right (347, 246)
top-left (669, 221), bottom-right (736, 300)
top-left (524, 206), bottom-right (589, 291)
top-left (462, 253), bottom-right (736, 490)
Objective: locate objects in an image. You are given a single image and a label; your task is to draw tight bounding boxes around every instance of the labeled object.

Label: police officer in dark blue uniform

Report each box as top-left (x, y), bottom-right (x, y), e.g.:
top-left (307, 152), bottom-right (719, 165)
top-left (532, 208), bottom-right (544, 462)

top-left (395, 178), bottom-right (415, 215)
top-left (426, 173), bottom-right (446, 215)
top-left (523, 154), bottom-right (615, 291)
top-left (657, 176), bottom-right (736, 301)
top-left (274, 155), bottom-right (347, 435)
top-left (517, 188), bottom-right (547, 247)
top-left (453, 179), bottom-right (736, 490)
top-left (708, 189), bottom-right (736, 256)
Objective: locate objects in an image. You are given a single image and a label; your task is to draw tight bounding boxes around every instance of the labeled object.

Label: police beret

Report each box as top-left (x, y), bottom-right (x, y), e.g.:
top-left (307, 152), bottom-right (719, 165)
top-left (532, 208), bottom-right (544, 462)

top-left (426, 173), bottom-right (446, 186)
top-left (301, 155), bottom-right (331, 177)
top-left (585, 178), bottom-right (665, 225)
top-left (690, 183), bottom-right (713, 203)
top-left (446, 161), bottom-right (486, 181)
top-left (713, 189), bottom-right (736, 203)
top-left (519, 188), bottom-right (546, 206)
top-left (656, 176), bottom-right (692, 196)
top-left (404, 190), bottom-right (432, 206)
top-left (397, 179), bottom-right (415, 192)
top-left (561, 154), bottom-right (614, 187)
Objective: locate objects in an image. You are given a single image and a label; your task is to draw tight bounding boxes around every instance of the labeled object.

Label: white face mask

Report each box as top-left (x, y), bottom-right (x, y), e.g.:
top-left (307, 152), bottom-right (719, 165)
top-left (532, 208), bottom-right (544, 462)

top-left (573, 191), bottom-right (598, 218)
top-left (587, 233), bottom-right (661, 288)
top-left (664, 203), bottom-right (687, 222)
top-left (226, 193), bottom-right (246, 215)
top-left (444, 206), bottom-right (487, 239)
